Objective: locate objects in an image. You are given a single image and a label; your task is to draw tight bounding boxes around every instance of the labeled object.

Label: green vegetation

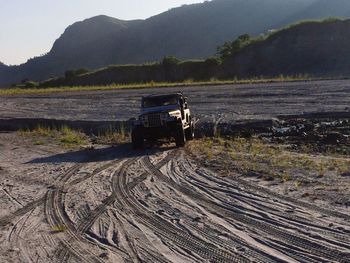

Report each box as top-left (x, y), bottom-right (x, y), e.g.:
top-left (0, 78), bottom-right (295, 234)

top-left (217, 34), bottom-right (253, 60)
top-left (95, 123), bottom-right (129, 144)
top-left (18, 125), bottom-right (88, 148)
top-left (219, 17), bottom-right (350, 79)
top-left (58, 125), bottom-right (86, 146)
top-left (37, 57), bottom-right (221, 88)
top-left (18, 124), bottom-right (130, 147)
top-left (1, 74), bottom-right (314, 96)
top-left (65, 68), bottom-right (89, 79)
top-left (2, 0), bottom-right (350, 87)
top-left (13, 79), bottom-right (40, 89)
top-left (2, 15), bottom-right (344, 96)
top-left (217, 17), bottom-right (344, 62)
top-left (161, 56), bottom-right (181, 67)
top-left (33, 17), bottom-right (341, 90)
top-left (4, 16), bottom-right (344, 93)
top-left (269, 17), bottom-right (343, 37)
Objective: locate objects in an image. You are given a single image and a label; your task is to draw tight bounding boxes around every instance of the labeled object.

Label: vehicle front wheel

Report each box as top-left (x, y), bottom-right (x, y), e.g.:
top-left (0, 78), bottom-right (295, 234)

top-left (175, 126), bottom-right (186, 147)
top-left (132, 126), bottom-right (143, 149)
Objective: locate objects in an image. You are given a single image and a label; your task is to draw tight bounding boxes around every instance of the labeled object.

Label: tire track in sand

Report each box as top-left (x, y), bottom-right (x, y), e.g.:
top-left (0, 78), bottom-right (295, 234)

top-left (54, 150), bottom-right (177, 263)
top-left (111, 153), bottom-right (251, 263)
top-left (162, 151), bottom-right (350, 262)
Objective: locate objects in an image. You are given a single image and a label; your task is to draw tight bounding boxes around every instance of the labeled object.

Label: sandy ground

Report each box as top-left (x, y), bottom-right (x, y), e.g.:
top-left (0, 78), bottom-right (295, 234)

top-left (1, 80), bottom-right (350, 122)
top-left (1, 132), bottom-right (350, 263)
top-left (1, 80), bottom-right (350, 262)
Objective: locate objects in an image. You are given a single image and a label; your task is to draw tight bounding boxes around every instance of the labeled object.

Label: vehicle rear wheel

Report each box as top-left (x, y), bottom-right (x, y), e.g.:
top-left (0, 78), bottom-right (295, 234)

top-left (132, 126), bottom-right (143, 149)
top-left (175, 126), bottom-right (186, 147)
top-left (185, 121), bottom-right (195, 141)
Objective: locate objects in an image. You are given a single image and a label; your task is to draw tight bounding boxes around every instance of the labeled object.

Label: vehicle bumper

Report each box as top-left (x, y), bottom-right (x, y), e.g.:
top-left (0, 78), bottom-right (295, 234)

top-left (136, 123), bottom-right (179, 140)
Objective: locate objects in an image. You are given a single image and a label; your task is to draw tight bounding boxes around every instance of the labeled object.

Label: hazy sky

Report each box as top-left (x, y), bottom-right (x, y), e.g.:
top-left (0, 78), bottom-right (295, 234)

top-left (0, 0), bottom-right (204, 65)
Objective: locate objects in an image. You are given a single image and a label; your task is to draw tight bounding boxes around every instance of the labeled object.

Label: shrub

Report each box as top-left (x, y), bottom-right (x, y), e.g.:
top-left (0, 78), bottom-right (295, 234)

top-left (65, 68), bottom-right (89, 79)
top-left (24, 81), bottom-right (39, 88)
top-left (217, 34), bottom-right (252, 61)
top-left (161, 56), bottom-right (180, 67)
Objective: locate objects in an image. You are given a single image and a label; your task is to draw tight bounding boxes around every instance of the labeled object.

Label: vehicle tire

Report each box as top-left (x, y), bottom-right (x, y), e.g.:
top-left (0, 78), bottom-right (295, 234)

top-left (132, 126), bottom-right (143, 149)
top-left (185, 121), bottom-right (195, 141)
top-left (175, 126), bottom-right (186, 147)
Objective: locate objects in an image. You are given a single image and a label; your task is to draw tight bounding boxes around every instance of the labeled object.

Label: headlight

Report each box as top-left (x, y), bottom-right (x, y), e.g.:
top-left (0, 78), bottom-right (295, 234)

top-left (168, 111), bottom-right (181, 118)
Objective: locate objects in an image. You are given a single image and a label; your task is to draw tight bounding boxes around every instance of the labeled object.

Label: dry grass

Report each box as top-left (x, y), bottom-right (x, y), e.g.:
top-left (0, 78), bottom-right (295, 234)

top-left (58, 125), bottom-right (87, 147)
top-left (94, 124), bottom-right (130, 145)
top-left (18, 124), bottom-right (131, 148)
top-left (50, 225), bottom-right (67, 233)
top-left (18, 125), bottom-right (88, 148)
top-left (188, 137), bottom-right (350, 182)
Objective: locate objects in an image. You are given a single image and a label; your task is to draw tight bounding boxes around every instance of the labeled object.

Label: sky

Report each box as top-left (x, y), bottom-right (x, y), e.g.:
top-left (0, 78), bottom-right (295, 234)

top-left (0, 0), bottom-right (204, 66)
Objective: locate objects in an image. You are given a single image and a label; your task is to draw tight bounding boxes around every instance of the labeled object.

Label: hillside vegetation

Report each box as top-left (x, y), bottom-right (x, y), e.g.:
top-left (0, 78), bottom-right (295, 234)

top-left (222, 18), bottom-right (350, 78)
top-left (3, 0), bottom-right (350, 86)
top-left (23, 18), bottom-right (349, 87)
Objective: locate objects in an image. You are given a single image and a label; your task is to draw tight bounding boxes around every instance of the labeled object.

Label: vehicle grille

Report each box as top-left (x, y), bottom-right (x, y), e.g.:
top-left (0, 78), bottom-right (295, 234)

top-left (147, 114), bottom-right (162, 127)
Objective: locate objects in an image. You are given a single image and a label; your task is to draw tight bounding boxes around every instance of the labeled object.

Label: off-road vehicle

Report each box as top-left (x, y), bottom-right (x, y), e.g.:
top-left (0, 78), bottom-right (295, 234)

top-left (132, 92), bottom-right (194, 148)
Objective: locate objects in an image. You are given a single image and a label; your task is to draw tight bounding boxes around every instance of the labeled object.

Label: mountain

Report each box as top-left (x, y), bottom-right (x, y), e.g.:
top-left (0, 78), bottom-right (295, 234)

top-left (222, 19), bottom-right (350, 78)
top-left (0, 62), bottom-right (7, 70)
top-left (280, 0), bottom-right (350, 25)
top-left (49, 15), bottom-right (142, 70)
top-left (2, 0), bottom-right (350, 86)
top-left (40, 18), bottom-right (350, 87)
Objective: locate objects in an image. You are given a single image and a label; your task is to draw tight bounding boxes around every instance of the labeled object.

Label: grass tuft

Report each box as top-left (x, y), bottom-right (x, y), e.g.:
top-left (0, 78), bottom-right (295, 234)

top-left (18, 124), bottom-right (87, 148)
top-left (95, 124), bottom-right (129, 145)
top-left (187, 136), bottom-right (350, 182)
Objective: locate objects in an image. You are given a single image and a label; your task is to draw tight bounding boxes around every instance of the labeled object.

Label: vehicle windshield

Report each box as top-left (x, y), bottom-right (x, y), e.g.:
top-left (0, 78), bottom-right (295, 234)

top-left (142, 95), bottom-right (179, 108)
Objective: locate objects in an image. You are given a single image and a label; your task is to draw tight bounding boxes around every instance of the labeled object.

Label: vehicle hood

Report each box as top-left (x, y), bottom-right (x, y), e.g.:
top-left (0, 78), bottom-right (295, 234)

top-left (141, 105), bottom-right (180, 115)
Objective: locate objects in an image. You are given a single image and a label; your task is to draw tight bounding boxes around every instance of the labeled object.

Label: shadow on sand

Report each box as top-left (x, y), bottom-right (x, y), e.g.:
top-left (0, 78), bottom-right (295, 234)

top-left (27, 143), bottom-right (178, 164)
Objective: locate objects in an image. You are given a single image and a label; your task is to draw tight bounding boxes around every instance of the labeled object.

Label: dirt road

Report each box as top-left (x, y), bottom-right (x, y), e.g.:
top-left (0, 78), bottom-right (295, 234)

top-left (1, 133), bottom-right (349, 263)
top-left (1, 80), bottom-right (350, 122)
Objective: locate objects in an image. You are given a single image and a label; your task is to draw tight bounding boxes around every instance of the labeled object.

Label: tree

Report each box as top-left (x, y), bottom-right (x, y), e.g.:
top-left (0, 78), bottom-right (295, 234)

top-left (217, 34), bottom-right (251, 61)
top-left (161, 56), bottom-right (180, 67)
top-left (23, 80), bottom-right (38, 88)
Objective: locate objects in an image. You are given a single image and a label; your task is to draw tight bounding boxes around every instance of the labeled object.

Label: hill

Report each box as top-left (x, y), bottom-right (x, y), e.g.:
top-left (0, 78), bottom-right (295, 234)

top-left (278, 0), bottom-right (350, 26)
top-left (37, 18), bottom-right (350, 87)
top-left (0, 62), bottom-right (7, 71)
top-left (221, 19), bottom-right (350, 78)
top-left (2, 0), bottom-right (350, 86)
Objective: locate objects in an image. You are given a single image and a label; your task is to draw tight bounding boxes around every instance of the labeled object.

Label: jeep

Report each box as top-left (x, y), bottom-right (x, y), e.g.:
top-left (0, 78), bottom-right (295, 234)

top-left (132, 92), bottom-right (194, 148)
